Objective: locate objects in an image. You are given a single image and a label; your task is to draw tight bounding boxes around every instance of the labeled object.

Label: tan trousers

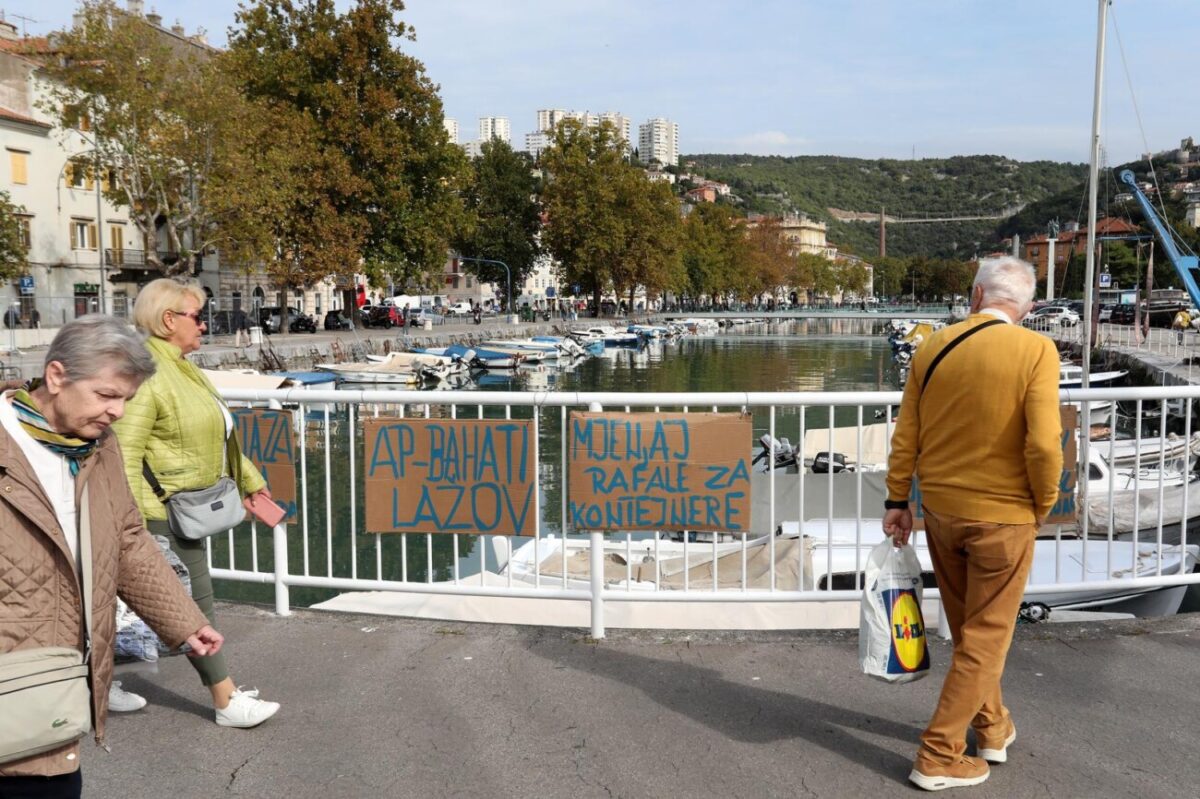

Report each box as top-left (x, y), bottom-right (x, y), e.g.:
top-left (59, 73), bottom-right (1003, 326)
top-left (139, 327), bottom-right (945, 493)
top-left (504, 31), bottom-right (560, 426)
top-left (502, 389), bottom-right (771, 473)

top-left (917, 507), bottom-right (1036, 765)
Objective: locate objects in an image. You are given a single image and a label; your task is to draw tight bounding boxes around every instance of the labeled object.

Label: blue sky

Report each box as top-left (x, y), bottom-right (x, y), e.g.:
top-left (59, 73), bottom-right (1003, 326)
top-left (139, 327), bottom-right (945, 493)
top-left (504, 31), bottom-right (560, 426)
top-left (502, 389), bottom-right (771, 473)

top-left (12, 1), bottom-right (1199, 163)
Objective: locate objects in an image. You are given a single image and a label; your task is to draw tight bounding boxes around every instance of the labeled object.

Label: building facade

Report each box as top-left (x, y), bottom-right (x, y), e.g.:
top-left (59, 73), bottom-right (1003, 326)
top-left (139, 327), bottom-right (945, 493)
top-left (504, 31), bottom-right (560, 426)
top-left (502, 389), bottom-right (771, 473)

top-left (478, 116), bottom-right (511, 145)
top-left (443, 117), bottom-right (458, 145)
top-left (638, 118), bottom-right (679, 167)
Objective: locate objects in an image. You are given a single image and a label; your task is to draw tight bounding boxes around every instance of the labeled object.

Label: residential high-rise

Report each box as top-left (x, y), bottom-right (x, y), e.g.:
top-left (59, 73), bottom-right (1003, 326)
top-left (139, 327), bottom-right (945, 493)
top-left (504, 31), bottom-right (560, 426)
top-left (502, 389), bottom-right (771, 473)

top-left (535, 109), bottom-right (630, 145)
top-left (525, 131), bottom-right (552, 159)
top-left (443, 118), bottom-right (459, 145)
top-left (478, 116), bottom-right (511, 145)
top-left (638, 118), bottom-right (679, 167)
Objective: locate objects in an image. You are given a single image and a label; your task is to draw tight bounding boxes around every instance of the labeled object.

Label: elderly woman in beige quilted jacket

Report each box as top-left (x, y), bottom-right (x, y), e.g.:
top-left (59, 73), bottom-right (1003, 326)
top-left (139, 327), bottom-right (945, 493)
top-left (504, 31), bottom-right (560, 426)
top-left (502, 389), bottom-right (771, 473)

top-left (113, 278), bottom-right (280, 730)
top-left (0, 315), bottom-right (222, 796)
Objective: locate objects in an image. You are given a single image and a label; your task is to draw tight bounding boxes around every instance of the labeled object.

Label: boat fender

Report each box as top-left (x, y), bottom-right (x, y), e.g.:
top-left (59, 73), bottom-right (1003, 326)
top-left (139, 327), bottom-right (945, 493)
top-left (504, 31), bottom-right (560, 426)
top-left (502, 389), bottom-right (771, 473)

top-left (1017, 602), bottom-right (1051, 624)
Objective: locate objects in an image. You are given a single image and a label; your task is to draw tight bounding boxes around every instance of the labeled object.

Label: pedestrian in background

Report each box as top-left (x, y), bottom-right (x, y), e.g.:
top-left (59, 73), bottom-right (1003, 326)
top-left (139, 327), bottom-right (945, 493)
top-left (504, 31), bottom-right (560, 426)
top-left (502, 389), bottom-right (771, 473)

top-left (884, 256), bottom-right (1062, 792)
top-left (113, 278), bottom-right (281, 729)
top-left (0, 315), bottom-right (224, 798)
top-left (29, 308), bottom-right (40, 329)
top-left (1173, 307), bottom-right (1191, 345)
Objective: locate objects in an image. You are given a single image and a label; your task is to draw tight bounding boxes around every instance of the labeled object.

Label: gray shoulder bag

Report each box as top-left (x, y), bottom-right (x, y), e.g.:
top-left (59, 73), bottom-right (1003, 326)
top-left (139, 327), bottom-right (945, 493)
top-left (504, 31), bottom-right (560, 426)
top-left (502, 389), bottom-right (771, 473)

top-left (143, 434), bottom-right (246, 541)
top-left (0, 489), bottom-right (95, 764)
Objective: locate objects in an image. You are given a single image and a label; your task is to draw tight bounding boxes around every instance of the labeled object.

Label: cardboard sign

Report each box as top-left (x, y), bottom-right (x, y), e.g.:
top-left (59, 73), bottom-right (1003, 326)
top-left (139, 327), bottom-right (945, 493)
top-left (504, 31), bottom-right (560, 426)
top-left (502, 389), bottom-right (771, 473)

top-left (363, 418), bottom-right (536, 535)
top-left (231, 409), bottom-right (298, 522)
top-left (567, 411), bottom-right (752, 533)
top-left (905, 404), bottom-right (1078, 528)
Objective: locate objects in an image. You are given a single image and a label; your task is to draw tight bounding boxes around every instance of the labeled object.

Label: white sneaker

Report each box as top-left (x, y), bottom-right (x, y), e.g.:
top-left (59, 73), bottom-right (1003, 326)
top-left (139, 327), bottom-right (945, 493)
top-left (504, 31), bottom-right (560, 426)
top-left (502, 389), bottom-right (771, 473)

top-left (108, 680), bottom-right (147, 712)
top-left (214, 687), bottom-right (280, 728)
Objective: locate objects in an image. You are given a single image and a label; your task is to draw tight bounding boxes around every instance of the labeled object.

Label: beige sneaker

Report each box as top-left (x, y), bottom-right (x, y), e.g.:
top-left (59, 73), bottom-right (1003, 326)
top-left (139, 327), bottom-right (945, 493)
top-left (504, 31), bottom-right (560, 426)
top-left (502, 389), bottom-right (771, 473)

top-left (977, 719), bottom-right (1017, 764)
top-left (909, 755), bottom-right (990, 791)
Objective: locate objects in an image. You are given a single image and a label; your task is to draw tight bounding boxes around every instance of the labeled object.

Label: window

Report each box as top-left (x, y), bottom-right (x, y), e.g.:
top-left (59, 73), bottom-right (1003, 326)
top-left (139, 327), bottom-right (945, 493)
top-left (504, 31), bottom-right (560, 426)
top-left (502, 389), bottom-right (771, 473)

top-left (108, 225), bottom-right (124, 265)
top-left (71, 219), bottom-right (97, 250)
top-left (16, 216), bottom-right (31, 249)
top-left (7, 150), bottom-right (28, 185)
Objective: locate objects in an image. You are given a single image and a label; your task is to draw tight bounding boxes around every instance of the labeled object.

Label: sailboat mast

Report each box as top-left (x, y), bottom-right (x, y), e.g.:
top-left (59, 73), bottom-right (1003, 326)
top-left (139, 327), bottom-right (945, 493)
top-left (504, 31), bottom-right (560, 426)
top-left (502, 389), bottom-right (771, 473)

top-left (1082, 0), bottom-right (1109, 387)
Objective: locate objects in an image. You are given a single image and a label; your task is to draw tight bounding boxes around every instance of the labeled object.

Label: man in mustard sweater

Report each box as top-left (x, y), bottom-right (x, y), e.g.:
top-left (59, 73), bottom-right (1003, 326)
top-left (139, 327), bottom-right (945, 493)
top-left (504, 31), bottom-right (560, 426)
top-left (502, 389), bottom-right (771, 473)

top-left (884, 256), bottom-right (1062, 792)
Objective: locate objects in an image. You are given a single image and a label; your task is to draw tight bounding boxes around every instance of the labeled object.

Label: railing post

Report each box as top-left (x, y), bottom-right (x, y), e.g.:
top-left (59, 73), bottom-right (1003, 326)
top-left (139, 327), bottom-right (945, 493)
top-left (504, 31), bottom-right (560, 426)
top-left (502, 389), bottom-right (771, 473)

top-left (273, 522), bottom-right (292, 616)
top-left (587, 400), bottom-right (605, 639)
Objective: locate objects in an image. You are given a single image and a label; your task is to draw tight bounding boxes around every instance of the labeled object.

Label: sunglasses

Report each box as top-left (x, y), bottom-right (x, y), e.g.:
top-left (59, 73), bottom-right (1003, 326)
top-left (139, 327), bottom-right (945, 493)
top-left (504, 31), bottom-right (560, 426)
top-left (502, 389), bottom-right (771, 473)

top-left (171, 309), bottom-right (205, 325)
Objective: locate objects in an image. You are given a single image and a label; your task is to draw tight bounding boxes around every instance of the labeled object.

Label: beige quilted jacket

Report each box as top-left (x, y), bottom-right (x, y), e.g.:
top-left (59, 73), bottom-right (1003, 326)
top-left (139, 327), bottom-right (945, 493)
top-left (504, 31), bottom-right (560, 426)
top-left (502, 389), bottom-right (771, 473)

top-left (0, 424), bottom-right (209, 777)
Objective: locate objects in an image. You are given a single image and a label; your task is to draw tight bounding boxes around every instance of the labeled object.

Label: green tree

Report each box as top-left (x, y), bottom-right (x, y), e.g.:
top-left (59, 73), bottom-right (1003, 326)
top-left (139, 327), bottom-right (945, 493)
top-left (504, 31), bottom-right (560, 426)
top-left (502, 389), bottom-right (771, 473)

top-left (228, 0), bottom-right (470, 288)
top-left (612, 174), bottom-right (684, 310)
top-left (40, 2), bottom-right (256, 275)
top-left (455, 139), bottom-right (541, 288)
top-left (743, 217), bottom-right (792, 303)
top-left (681, 203), bottom-right (746, 305)
top-left (0, 192), bottom-right (28, 279)
top-left (539, 119), bottom-right (634, 313)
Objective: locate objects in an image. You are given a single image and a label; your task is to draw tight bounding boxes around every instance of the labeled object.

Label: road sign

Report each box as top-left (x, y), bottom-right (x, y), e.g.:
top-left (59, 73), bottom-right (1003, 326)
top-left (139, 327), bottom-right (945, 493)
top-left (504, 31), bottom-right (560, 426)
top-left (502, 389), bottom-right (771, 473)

top-left (1099, 273), bottom-right (1112, 288)
top-left (18, 276), bottom-right (34, 295)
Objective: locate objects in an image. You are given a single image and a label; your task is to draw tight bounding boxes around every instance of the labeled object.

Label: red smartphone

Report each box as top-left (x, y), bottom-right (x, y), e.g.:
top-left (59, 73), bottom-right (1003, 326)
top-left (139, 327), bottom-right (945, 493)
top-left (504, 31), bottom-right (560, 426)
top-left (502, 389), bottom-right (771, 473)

top-left (244, 496), bottom-right (287, 527)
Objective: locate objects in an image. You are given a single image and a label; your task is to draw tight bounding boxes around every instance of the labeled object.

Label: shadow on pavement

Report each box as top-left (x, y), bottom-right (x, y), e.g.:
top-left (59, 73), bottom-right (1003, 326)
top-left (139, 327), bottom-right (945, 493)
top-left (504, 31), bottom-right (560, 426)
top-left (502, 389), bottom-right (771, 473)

top-left (533, 640), bottom-right (920, 781)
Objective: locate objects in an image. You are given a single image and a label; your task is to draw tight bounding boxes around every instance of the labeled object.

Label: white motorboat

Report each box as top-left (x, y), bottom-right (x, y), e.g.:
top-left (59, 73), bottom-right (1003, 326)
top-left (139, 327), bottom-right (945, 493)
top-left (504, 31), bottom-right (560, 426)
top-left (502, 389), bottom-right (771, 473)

top-left (569, 326), bottom-right (641, 346)
top-left (366, 350), bottom-right (470, 377)
top-left (1059, 362), bottom-right (1127, 388)
top-left (494, 521), bottom-right (1198, 619)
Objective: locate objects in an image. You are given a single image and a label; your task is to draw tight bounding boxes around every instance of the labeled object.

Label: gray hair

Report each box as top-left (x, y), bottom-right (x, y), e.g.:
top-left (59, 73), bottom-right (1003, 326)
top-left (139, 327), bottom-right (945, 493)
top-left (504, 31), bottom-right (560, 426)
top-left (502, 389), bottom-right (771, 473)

top-left (43, 314), bottom-right (156, 384)
top-left (973, 256), bottom-right (1036, 308)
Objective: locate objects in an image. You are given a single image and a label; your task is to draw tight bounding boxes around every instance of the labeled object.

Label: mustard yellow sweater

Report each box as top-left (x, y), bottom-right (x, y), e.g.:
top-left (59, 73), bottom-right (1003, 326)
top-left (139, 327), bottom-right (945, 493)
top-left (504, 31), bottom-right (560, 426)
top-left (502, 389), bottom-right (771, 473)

top-left (886, 313), bottom-right (1063, 524)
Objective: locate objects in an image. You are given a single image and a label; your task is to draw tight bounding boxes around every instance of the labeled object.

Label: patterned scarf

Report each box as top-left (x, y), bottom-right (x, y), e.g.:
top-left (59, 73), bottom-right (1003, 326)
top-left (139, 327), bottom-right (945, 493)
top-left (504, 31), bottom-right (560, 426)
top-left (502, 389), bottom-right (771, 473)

top-left (10, 379), bottom-right (99, 476)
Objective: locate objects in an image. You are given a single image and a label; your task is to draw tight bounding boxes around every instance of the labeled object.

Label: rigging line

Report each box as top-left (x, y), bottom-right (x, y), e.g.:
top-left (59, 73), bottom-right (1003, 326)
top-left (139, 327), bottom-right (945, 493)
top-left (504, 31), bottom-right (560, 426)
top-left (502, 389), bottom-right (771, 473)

top-left (1109, 5), bottom-right (1196, 260)
top-left (1109, 5), bottom-right (1166, 220)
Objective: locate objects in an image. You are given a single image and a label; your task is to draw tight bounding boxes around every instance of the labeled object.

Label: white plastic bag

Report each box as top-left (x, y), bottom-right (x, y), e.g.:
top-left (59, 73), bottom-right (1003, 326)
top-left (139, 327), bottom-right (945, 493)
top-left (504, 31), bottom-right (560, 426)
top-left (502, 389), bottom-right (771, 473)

top-left (859, 539), bottom-right (930, 683)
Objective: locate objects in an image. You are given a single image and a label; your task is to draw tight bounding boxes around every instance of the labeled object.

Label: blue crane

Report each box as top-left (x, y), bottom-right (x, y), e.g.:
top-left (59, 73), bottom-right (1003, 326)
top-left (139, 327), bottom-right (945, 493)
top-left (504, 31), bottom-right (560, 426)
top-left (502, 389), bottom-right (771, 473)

top-left (1118, 169), bottom-right (1200, 308)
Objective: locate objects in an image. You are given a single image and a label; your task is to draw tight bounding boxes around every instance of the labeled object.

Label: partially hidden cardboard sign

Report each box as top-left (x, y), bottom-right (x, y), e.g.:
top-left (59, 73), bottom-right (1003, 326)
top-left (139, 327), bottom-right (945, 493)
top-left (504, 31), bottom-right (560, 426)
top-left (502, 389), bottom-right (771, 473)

top-left (905, 404), bottom-right (1078, 529)
top-left (567, 411), bottom-right (752, 533)
top-left (363, 418), bottom-right (536, 535)
top-left (231, 408), bottom-right (298, 522)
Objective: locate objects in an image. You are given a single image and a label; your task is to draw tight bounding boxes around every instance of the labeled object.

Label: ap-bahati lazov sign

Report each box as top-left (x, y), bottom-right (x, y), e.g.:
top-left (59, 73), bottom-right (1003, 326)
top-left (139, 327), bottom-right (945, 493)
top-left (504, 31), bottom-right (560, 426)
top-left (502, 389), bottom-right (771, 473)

top-left (363, 418), bottom-right (536, 536)
top-left (567, 411), bottom-right (752, 533)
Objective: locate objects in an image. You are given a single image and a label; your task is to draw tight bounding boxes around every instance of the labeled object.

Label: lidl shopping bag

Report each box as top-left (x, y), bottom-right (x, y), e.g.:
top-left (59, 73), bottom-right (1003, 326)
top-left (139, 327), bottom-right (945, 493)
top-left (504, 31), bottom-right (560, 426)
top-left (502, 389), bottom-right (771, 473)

top-left (859, 539), bottom-right (930, 683)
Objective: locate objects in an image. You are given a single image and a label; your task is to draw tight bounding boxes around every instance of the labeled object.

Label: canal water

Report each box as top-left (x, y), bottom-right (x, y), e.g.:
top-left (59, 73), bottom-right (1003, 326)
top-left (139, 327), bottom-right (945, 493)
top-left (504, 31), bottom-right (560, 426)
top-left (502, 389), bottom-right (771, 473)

top-left (214, 319), bottom-right (899, 607)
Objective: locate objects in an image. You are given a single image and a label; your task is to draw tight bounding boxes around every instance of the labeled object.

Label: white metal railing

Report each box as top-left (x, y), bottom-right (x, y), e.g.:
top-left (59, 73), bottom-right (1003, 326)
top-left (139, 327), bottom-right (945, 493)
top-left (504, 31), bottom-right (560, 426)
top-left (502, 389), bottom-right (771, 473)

top-left (211, 386), bottom-right (1200, 638)
top-left (1029, 317), bottom-right (1200, 380)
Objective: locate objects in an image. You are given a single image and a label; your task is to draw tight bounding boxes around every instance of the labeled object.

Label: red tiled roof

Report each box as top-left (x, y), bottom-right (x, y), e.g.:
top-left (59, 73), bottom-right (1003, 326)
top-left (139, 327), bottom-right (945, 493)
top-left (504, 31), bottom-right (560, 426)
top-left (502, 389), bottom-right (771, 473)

top-left (1024, 217), bottom-right (1140, 245)
top-left (0, 106), bottom-right (51, 129)
top-left (0, 36), bottom-right (54, 55)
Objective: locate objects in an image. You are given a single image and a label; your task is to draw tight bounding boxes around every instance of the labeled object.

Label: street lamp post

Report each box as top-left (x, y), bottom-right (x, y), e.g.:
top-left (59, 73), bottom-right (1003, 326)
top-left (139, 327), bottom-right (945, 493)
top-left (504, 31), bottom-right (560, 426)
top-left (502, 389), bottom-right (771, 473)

top-left (457, 256), bottom-right (515, 324)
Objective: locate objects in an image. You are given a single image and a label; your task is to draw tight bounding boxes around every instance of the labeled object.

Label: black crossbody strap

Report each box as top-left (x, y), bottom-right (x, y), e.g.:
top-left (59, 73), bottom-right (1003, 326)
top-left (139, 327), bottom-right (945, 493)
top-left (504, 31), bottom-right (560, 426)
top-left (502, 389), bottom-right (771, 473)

top-left (920, 319), bottom-right (1005, 393)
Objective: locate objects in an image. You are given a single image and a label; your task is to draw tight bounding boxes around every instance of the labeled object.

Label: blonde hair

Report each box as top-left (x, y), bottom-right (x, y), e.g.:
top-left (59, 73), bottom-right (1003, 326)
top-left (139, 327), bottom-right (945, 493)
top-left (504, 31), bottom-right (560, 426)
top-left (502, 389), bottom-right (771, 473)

top-left (132, 278), bottom-right (207, 338)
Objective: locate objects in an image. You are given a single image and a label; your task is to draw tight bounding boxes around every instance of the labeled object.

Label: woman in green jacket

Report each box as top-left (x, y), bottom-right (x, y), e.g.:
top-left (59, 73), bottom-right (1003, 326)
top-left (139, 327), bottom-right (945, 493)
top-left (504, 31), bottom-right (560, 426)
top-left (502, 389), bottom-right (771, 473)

top-left (114, 278), bottom-right (280, 729)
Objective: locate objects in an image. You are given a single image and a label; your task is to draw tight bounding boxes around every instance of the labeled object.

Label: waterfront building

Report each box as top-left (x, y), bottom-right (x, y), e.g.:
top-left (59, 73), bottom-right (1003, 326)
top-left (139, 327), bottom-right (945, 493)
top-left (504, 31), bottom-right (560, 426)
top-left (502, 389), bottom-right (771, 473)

top-left (638, 117), bottom-right (679, 167)
top-left (443, 118), bottom-right (459, 145)
top-left (0, 8), bottom-right (343, 329)
top-left (478, 116), bottom-right (511, 145)
top-left (1021, 217), bottom-right (1139, 284)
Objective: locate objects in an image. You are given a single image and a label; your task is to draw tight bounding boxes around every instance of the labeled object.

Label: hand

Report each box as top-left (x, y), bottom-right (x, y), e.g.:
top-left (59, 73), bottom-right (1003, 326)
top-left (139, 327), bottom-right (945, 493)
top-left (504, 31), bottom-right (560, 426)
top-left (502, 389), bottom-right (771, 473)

top-left (883, 508), bottom-right (913, 547)
top-left (247, 487), bottom-right (273, 506)
top-left (185, 625), bottom-right (224, 657)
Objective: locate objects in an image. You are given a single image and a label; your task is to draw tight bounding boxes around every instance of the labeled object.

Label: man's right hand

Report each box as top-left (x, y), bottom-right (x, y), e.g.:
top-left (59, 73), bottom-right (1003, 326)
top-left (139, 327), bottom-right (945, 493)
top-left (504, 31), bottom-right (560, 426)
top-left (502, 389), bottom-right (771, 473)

top-left (883, 508), bottom-right (913, 547)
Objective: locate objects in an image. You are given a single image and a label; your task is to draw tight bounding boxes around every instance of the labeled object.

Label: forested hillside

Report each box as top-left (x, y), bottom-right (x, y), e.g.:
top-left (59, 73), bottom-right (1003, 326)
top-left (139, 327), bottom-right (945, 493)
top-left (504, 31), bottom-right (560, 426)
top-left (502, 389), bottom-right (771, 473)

top-left (684, 154), bottom-right (1089, 258)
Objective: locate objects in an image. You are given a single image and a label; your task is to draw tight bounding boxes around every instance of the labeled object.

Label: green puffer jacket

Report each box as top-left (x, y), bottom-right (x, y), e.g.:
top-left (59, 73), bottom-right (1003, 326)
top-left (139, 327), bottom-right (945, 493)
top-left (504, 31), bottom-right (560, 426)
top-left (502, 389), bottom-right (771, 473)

top-left (113, 336), bottom-right (265, 521)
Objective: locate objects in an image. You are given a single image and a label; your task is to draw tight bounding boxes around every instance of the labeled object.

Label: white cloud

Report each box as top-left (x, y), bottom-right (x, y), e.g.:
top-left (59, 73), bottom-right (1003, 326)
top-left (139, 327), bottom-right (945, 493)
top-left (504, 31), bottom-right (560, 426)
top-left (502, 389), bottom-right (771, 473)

top-left (723, 131), bottom-right (810, 155)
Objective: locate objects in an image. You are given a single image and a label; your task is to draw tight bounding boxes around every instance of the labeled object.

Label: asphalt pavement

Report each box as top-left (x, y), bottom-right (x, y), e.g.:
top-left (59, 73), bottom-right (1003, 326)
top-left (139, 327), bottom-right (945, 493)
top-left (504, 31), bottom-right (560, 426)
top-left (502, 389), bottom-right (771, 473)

top-left (81, 603), bottom-right (1200, 799)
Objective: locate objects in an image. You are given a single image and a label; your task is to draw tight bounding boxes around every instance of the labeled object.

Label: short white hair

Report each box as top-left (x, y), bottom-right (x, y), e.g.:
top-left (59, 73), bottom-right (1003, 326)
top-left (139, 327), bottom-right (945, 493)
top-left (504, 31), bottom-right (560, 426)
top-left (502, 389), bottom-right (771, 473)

top-left (43, 314), bottom-right (156, 384)
top-left (973, 256), bottom-right (1036, 307)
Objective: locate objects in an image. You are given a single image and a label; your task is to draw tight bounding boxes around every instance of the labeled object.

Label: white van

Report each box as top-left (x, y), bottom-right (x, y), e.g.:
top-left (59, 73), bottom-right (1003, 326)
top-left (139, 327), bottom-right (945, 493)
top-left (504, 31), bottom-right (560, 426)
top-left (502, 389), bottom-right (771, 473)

top-left (447, 300), bottom-right (474, 316)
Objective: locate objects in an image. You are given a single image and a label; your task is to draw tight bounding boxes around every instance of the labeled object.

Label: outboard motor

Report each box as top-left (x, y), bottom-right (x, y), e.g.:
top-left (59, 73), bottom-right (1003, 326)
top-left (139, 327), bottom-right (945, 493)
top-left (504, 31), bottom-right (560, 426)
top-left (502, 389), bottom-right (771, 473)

top-left (811, 451), bottom-right (847, 474)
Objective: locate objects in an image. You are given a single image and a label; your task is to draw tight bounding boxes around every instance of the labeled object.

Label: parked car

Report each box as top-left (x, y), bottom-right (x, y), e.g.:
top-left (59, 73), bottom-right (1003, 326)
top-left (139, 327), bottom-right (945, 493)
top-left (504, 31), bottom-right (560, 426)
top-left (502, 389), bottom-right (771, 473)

top-left (323, 309), bottom-right (352, 330)
top-left (1098, 304), bottom-right (1113, 322)
top-left (358, 304), bottom-right (397, 329)
top-left (446, 300), bottom-right (474, 316)
top-left (1023, 306), bottom-right (1080, 327)
top-left (258, 306), bottom-right (311, 334)
top-left (408, 308), bottom-right (436, 327)
top-left (1110, 303), bottom-right (1137, 324)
